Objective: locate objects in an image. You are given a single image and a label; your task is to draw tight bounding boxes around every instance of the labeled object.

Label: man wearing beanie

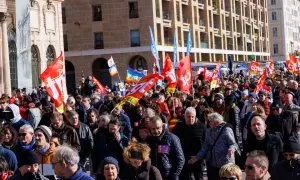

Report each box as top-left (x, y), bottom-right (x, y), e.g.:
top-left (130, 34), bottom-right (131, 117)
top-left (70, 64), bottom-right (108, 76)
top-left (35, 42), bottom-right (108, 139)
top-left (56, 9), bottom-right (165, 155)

top-left (271, 133), bottom-right (300, 180)
top-left (34, 125), bottom-right (56, 176)
top-left (10, 150), bottom-right (48, 180)
top-left (97, 157), bottom-right (120, 180)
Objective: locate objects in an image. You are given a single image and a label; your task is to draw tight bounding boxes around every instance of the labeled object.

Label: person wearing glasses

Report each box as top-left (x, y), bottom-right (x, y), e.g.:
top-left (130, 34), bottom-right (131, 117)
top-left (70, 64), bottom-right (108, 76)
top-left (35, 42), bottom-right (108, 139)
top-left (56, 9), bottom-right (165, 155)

top-left (219, 163), bottom-right (242, 180)
top-left (271, 133), bottom-right (300, 180)
top-left (12, 124), bottom-right (35, 160)
top-left (244, 150), bottom-right (270, 180)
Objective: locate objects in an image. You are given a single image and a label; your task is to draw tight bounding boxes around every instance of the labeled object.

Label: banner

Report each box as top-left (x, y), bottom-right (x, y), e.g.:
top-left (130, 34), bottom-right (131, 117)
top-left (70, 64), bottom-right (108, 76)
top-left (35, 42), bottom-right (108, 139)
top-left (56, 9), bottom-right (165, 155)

top-left (162, 53), bottom-right (177, 93)
top-left (39, 52), bottom-right (64, 113)
top-left (210, 63), bottom-right (220, 89)
top-left (286, 54), bottom-right (299, 75)
top-left (126, 67), bottom-right (145, 83)
top-left (186, 29), bottom-right (192, 56)
top-left (92, 76), bottom-right (108, 95)
top-left (177, 56), bottom-right (192, 94)
top-left (119, 74), bottom-right (162, 106)
top-left (254, 69), bottom-right (268, 94)
top-left (268, 57), bottom-right (275, 78)
top-left (107, 56), bottom-right (118, 76)
top-left (173, 32), bottom-right (178, 68)
top-left (249, 61), bottom-right (260, 75)
top-left (149, 26), bottom-right (161, 72)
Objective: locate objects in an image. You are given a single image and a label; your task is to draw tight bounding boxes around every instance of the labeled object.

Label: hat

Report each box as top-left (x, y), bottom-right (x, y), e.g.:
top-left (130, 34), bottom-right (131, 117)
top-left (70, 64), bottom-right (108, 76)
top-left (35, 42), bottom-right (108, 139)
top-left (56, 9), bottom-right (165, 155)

top-left (18, 150), bottom-right (38, 167)
top-left (36, 125), bottom-right (52, 142)
top-left (100, 157), bottom-right (119, 173)
top-left (258, 91), bottom-right (266, 96)
top-left (284, 134), bottom-right (300, 153)
top-left (271, 100), bottom-right (283, 108)
top-left (214, 93), bottom-right (224, 100)
top-left (249, 92), bottom-right (258, 99)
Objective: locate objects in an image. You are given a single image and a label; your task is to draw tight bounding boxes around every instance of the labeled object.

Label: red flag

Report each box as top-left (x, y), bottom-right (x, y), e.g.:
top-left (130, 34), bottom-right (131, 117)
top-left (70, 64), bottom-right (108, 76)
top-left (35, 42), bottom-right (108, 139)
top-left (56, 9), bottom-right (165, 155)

top-left (176, 56), bottom-right (192, 94)
top-left (268, 57), bottom-right (275, 77)
top-left (286, 54), bottom-right (299, 75)
top-left (92, 76), bottom-right (108, 95)
top-left (39, 52), bottom-right (64, 113)
top-left (162, 53), bottom-right (177, 93)
top-left (210, 63), bottom-right (220, 89)
top-left (249, 61), bottom-right (260, 75)
top-left (152, 58), bottom-right (157, 74)
top-left (254, 69), bottom-right (267, 94)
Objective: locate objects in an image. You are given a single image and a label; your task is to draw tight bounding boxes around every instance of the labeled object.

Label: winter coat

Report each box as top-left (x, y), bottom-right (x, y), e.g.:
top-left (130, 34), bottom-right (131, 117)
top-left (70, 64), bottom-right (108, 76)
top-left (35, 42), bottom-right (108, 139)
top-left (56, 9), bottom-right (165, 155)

top-left (172, 120), bottom-right (206, 159)
top-left (73, 121), bottom-right (94, 160)
top-left (77, 104), bottom-right (93, 123)
top-left (120, 160), bottom-right (162, 180)
top-left (195, 123), bottom-right (239, 168)
top-left (67, 168), bottom-right (94, 180)
top-left (119, 113), bottom-right (132, 140)
top-left (0, 146), bottom-right (18, 172)
top-left (271, 159), bottom-right (300, 180)
top-left (281, 108), bottom-right (300, 142)
top-left (243, 132), bottom-right (283, 171)
top-left (34, 143), bottom-right (56, 164)
top-left (51, 123), bottom-right (81, 152)
top-left (9, 170), bottom-right (49, 180)
top-left (12, 139), bottom-right (35, 161)
top-left (148, 125), bottom-right (185, 180)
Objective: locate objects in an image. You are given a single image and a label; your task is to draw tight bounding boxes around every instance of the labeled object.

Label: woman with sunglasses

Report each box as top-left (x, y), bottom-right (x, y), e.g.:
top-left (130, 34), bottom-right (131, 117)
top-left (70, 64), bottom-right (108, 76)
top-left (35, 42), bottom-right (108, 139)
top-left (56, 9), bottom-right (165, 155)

top-left (120, 138), bottom-right (162, 180)
top-left (219, 163), bottom-right (242, 180)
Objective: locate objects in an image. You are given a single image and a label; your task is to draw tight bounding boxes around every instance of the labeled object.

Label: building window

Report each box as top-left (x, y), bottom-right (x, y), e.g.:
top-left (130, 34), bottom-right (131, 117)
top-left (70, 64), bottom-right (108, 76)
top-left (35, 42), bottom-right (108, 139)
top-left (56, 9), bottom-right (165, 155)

top-left (46, 45), bottom-right (56, 65)
top-left (9, 40), bottom-right (18, 88)
top-left (62, 7), bottom-right (66, 24)
top-left (64, 35), bottom-right (68, 51)
top-left (272, 12), bottom-right (277, 20)
top-left (272, 27), bottom-right (278, 37)
top-left (273, 44), bottom-right (278, 54)
top-left (92, 5), bottom-right (102, 21)
top-left (129, 2), bottom-right (139, 19)
top-left (271, 0), bottom-right (276, 5)
top-left (94, 32), bottom-right (104, 49)
top-left (130, 29), bottom-right (140, 47)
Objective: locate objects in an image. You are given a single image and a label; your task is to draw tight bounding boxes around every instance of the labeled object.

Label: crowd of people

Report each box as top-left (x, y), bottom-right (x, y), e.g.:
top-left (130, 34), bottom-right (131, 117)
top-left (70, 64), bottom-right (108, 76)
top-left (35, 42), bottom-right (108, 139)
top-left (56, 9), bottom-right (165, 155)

top-left (0, 70), bottom-right (300, 180)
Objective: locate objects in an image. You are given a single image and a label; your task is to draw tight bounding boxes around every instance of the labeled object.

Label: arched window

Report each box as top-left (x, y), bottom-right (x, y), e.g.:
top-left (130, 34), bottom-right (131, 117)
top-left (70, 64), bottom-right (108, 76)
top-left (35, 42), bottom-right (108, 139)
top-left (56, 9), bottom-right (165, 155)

top-left (31, 45), bottom-right (41, 88)
top-left (9, 40), bottom-right (18, 89)
top-left (129, 55), bottom-right (148, 71)
top-left (46, 45), bottom-right (56, 65)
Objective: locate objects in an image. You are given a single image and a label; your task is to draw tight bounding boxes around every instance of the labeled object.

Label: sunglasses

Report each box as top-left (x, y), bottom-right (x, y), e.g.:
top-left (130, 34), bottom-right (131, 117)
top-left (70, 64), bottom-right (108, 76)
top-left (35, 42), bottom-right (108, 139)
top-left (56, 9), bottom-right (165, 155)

top-left (221, 177), bottom-right (237, 180)
top-left (245, 165), bottom-right (254, 171)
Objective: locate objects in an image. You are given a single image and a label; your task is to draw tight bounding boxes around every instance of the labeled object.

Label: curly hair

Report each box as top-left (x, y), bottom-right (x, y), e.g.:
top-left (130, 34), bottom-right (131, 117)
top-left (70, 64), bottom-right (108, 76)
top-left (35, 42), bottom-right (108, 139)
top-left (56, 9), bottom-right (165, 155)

top-left (123, 138), bottom-right (151, 164)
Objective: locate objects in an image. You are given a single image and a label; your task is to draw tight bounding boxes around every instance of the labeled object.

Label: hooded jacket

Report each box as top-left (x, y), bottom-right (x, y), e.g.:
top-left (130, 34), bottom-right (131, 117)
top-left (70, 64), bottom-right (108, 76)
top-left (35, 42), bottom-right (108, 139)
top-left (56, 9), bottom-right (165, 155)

top-left (6, 104), bottom-right (30, 132)
top-left (148, 124), bottom-right (185, 180)
top-left (271, 159), bottom-right (300, 180)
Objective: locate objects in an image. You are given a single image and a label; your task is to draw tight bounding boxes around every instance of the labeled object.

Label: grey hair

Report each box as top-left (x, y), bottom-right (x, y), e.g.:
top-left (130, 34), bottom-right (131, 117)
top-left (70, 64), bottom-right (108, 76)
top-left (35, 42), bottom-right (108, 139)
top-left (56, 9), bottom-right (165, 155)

top-left (185, 107), bottom-right (196, 116)
top-left (66, 96), bottom-right (76, 105)
top-left (150, 116), bottom-right (163, 124)
top-left (19, 124), bottom-right (34, 133)
top-left (247, 150), bottom-right (269, 168)
top-left (207, 112), bottom-right (224, 123)
top-left (55, 145), bottom-right (80, 167)
top-left (99, 114), bottom-right (111, 127)
top-left (144, 108), bottom-right (156, 118)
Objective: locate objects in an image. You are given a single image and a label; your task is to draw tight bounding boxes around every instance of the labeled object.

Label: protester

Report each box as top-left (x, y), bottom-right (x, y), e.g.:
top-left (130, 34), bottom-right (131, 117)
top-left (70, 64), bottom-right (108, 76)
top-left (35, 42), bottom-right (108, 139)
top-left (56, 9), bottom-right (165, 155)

top-left (5, 104), bottom-right (30, 132)
top-left (245, 150), bottom-right (270, 180)
top-left (120, 138), bottom-right (162, 180)
top-left (96, 157), bottom-right (120, 180)
top-left (12, 124), bottom-right (35, 160)
top-left (9, 150), bottom-right (48, 180)
top-left (219, 163), bottom-right (242, 180)
top-left (0, 129), bottom-right (18, 172)
top-left (51, 145), bottom-right (93, 180)
top-left (0, 156), bottom-right (11, 180)
top-left (2, 125), bottom-right (17, 150)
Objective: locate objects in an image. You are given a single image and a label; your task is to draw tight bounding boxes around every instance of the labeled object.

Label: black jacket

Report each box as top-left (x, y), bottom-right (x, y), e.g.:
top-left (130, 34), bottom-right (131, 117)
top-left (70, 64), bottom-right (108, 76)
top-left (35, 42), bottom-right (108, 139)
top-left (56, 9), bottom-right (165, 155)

top-left (120, 160), bottom-right (162, 180)
top-left (148, 125), bottom-right (185, 180)
top-left (73, 121), bottom-right (94, 159)
top-left (172, 120), bottom-right (206, 159)
top-left (271, 159), bottom-right (300, 180)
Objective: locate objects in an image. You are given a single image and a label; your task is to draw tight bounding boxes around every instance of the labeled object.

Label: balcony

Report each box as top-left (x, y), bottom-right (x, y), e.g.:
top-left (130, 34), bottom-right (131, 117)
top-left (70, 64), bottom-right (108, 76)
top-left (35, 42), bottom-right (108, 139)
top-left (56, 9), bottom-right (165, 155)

top-left (225, 11), bottom-right (230, 17)
top-left (182, 0), bottom-right (189, 5)
top-left (236, 32), bottom-right (241, 37)
top-left (236, 14), bottom-right (240, 20)
top-left (182, 17), bottom-right (190, 30)
top-left (199, 20), bottom-right (206, 31)
top-left (226, 30), bottom-right (231, 36)
top-left (198, 0), bottom-right (204, 9)
top-left (214, 28), bottom-right (220, 35)
top-left (201, 42), bottom-right (208, 48)
top-left (213, 8), bottom-right (219, 15)
top-left (163, 12), bottom-right (172, 27)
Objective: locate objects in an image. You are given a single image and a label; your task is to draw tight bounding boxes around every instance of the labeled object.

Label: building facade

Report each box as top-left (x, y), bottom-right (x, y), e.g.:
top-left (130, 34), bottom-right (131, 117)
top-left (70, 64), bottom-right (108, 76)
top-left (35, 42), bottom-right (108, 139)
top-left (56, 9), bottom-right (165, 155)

top-left (268, 0), bottom-right (300, 61)
top-left (63, 0), bottom-right (270, 91)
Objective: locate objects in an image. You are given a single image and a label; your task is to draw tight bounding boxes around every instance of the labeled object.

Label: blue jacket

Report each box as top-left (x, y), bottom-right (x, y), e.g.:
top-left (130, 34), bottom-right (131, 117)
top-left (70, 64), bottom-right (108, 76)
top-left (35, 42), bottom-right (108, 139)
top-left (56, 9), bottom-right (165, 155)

top-left (0, 145), bottom-right (17, 171)
top-left (148, 125), bottom-right (185, 180)
top-left (67, 168), bottom-right (94, 180)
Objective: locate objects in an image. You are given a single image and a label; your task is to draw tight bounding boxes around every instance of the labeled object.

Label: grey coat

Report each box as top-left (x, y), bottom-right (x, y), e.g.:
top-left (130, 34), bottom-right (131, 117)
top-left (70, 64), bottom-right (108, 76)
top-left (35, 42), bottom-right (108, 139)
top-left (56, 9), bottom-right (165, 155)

top-left (196, 123), bottom-right (239, 168)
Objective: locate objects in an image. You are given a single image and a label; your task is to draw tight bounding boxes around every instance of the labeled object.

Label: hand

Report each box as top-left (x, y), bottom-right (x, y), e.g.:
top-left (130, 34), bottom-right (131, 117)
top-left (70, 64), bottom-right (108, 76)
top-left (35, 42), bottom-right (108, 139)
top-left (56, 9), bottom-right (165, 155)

top-left (114, 132), bottom-right (121, 142)
top-left (228, 148), bottom-right (233, 158)
top-left (188, 156), bottom-right (198, 165)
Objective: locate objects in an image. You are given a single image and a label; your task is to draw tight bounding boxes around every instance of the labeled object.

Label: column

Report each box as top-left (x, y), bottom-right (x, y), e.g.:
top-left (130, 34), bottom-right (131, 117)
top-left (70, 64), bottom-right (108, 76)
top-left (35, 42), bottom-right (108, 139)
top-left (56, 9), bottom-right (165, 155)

top-left (1, 13), bottom-right (11, 96)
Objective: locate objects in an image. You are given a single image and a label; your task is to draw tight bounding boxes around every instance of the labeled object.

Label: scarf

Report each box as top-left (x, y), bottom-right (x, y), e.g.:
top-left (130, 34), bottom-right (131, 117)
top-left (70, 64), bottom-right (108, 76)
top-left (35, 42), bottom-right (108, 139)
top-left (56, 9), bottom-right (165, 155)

top-left (37, 143), bottom-right (50, 155)
top-left (21, 138), bottom-right (35, 150)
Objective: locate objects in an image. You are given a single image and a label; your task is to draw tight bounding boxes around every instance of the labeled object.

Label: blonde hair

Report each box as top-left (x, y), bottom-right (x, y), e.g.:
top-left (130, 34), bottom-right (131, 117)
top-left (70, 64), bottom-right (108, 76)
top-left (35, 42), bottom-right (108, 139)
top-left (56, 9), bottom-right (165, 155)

top-left (123, 138), bottom-right (151, 164)
top-left (219, 163), bottom-right (242, 180)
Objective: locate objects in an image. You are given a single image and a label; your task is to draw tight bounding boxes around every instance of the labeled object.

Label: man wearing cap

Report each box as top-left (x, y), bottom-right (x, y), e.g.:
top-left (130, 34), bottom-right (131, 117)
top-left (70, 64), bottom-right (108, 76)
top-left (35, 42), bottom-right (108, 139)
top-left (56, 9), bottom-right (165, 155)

top-left (271, 133), bottom-right (300, 180)
top-left (34, 126), bottom-right (56, 170)
top-left (212, 93), bottom-right (225, 115)
top-left (10, 150), bottom-right (48, 180)
top-left (258, 91), bottom-right (271, 116)
top-left (266, 100), bottom-right (284, 138)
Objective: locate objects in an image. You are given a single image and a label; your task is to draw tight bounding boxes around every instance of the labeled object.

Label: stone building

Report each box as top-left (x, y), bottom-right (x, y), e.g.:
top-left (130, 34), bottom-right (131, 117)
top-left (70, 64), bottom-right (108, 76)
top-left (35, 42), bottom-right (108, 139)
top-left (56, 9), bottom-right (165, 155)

top-left (63, 0), bottom-right (270, 91)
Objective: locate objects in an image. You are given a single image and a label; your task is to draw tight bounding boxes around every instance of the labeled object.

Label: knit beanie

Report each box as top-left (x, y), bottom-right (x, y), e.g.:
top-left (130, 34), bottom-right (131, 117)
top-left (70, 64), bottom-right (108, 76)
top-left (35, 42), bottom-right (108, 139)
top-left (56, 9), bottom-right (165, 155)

top-left (36, 125), bottom-right (52, 142)
top-left (18, 150), bottom-right (38, 167)
top-left (284, 134), bottom-right (300, 153)
top-left (100, 157), bottom-right (119, 173)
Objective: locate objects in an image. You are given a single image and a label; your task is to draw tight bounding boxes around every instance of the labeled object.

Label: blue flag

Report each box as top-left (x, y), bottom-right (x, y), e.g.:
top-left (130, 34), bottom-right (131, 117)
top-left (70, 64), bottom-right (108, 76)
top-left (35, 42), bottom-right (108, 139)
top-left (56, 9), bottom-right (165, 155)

top-left (186, 29), bottom-right (192, 56)
top-left (173, 32), bottom-right (178, 68)
top-left (228, 55), bottom-right (233, 74)
top-left (149, 26), bottom-right (161, 72)
top-left (126, 67), bottom-right (145, 83)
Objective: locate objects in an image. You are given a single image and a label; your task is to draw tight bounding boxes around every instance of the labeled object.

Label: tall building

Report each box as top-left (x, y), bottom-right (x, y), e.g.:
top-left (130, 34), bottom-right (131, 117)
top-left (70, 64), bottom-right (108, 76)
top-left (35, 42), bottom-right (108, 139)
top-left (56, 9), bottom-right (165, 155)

top-left (63, 0), bottom-right (270, 91)
top-left (268, 0), bottom-right (300, 61)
